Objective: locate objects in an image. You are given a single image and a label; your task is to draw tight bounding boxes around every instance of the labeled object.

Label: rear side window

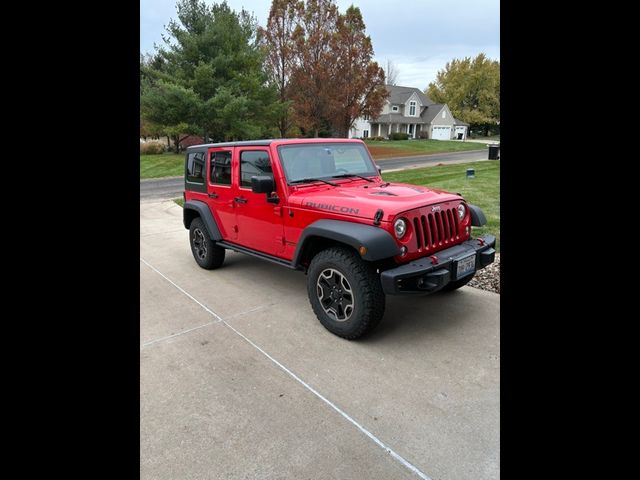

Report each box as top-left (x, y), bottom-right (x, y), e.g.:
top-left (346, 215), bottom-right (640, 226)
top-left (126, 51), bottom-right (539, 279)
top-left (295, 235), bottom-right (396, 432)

top-left (210, 151), bottom-right (232, 185)
top-left (186, 152), bottom-right (205, 183)
top-left (239, 150), bottom-right (273, 188)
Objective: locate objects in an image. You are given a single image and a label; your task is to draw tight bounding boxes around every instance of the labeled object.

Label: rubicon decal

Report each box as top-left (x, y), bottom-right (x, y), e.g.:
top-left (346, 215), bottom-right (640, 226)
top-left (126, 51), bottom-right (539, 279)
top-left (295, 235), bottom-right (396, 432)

top-left (305, 202), bottom-right (359, 215)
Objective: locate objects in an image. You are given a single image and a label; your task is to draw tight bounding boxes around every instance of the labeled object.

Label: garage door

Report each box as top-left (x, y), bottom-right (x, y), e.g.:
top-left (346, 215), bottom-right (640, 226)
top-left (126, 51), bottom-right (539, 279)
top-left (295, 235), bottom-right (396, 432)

top-left (432, 126), bottom-right (451, 140)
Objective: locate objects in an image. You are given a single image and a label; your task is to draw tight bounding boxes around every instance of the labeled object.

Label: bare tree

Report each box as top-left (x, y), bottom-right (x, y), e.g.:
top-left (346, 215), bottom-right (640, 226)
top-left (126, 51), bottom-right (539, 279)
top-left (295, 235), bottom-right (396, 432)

top-left (384, 59), bottom-right (399, 85)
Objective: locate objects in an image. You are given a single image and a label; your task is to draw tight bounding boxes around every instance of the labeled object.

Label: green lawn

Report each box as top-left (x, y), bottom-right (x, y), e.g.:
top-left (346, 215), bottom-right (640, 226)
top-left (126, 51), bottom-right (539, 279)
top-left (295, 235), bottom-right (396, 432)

top-left (469, 135), bottom-right (500, 141)
top-left (140, 153), bottom-right (183, 179)
top-left (365, 139), bottom-right (485, 159)
top-left (383, 160), bottom-right (500, 250)
top-left (174, 197), bottom-right (184, 207)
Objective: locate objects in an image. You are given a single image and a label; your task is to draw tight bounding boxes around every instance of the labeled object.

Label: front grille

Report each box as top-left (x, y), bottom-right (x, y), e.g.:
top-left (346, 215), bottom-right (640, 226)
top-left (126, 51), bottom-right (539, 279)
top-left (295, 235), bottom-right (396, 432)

top-left (410, 207), bottom-right (460, 251)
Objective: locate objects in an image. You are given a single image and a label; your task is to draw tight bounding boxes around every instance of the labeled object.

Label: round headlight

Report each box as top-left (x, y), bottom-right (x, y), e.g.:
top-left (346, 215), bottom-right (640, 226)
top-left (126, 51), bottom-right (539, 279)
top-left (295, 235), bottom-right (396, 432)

top-left (457, 203), bottom-right (466, 220)
top-left (394, 218), bottom-right (407, 239)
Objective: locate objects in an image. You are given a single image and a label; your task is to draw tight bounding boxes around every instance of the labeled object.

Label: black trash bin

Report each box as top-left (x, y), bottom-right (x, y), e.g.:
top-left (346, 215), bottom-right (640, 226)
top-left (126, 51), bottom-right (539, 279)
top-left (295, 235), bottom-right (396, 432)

top-left (488, 144), bottom-right (500, 160)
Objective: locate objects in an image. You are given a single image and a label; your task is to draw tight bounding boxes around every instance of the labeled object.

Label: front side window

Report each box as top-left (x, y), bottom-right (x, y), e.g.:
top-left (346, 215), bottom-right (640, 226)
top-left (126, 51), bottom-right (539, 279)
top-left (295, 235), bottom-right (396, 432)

top-left (409, 101), bottom-right (416, 116)
top-left (239, 150), bottom-right (273, 188)
top-left (278, 143), bottom-right (377, 183)
top-left (210, 151), bottom-right (232, 185)
top-left (186, 152), bottom-right (205, 183)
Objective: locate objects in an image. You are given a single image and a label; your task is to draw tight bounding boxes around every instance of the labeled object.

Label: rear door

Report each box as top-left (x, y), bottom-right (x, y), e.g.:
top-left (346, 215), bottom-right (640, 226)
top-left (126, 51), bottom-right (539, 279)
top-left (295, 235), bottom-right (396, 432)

top-left (206, 147), bottom-right (237, 240)
top-left (234, 147), bottom-right (285, 255)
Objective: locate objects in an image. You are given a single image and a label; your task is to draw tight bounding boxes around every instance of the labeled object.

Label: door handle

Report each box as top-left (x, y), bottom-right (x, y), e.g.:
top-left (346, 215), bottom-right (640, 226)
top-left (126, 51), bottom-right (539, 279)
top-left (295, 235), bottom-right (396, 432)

top-left (208, 192), bottom-right (218, 198)
top-left (234, 196), bottom-right (248, 204)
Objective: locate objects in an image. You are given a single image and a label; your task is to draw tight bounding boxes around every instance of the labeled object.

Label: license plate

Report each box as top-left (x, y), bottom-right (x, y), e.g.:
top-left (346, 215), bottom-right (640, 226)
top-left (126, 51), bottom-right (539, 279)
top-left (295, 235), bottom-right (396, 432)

top-left (456, 254), bottom-right (476, 279)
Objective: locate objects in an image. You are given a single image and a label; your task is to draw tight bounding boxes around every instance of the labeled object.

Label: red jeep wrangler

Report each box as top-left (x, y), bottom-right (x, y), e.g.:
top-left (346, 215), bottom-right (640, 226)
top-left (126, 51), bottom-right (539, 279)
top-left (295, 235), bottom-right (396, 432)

top-left (183, 138), bottom-right (495, 339)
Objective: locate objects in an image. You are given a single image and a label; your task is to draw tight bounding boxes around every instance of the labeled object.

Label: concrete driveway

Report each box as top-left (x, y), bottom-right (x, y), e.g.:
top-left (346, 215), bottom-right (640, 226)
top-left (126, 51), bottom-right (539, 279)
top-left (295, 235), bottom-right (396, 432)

top-left (140, 200), bottom-right (500, 480)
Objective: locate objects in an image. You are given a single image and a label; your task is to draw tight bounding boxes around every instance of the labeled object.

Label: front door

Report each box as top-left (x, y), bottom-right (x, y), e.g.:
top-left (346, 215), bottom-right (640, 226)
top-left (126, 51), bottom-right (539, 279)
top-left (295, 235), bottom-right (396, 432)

top-left (207, 147), bottom-right (237, 240)
top-left (234, 147), bottom-right (285, 255)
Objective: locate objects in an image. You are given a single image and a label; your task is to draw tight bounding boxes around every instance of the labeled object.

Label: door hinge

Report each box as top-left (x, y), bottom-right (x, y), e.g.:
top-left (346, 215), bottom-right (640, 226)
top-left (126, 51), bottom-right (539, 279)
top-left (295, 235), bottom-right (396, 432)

top-left (273, 207), bottom-right (282, 216)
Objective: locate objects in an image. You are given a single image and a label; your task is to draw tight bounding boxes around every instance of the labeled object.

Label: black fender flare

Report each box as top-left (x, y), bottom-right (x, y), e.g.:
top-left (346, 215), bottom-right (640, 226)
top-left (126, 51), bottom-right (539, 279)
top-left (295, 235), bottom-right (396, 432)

top-left (293, 219), bottom-right (400, 267)
top-left (183, 200), bottom-right (222, 241)
top-left (468, 204), bottom-right (487, 227)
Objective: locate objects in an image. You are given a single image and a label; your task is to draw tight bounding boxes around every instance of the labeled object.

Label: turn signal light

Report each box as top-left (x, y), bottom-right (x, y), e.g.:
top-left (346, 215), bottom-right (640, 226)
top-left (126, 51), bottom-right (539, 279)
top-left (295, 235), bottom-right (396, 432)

top-left (359, 246), bottom-right (367, 256)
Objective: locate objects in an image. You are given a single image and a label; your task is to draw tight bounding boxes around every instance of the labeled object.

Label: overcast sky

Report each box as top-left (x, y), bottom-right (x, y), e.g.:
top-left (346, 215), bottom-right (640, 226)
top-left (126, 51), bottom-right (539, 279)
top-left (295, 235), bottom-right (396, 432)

top-left (140, 0), bottom-right (500, 89)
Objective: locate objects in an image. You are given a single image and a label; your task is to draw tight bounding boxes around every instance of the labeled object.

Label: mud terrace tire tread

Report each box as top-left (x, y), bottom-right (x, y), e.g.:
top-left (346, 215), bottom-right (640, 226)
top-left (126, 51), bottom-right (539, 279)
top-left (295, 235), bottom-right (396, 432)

top-left (189, 217), bottom-right (226, 270)
top-left (307, 247), bottom-right (385, 340)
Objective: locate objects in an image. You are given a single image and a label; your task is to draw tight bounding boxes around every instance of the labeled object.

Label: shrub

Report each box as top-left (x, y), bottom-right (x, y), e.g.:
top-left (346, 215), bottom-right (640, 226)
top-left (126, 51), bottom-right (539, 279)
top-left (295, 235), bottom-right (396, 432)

top-left (140, 142), bottom-right (166, 155)
top-left (418, 130), bottom-right (429, 139)
top-left (390, 132), bottom-right (409, 141)
top-left (367, 136), bottom-right (386, 141)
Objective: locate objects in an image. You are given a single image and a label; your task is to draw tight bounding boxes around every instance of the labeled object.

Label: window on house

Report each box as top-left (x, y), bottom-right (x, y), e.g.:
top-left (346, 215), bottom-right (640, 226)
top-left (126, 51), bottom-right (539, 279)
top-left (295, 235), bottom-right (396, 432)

top-left (442, 110), bottom-right (446, 118)
top-left (363, 115), bottom-right (369, 121)
top-left (210, 151), bottom-right (232, 185)
top-left (239, 150), bottom-right (273, 188)
top-left (363, 130), bottom-right (369, 138)
top-left (391, 105), bottom-right (399, 112)
top-left (186, 152), bottom-right (205, 184)
top-left (409, 101), bottom-right (416, 116)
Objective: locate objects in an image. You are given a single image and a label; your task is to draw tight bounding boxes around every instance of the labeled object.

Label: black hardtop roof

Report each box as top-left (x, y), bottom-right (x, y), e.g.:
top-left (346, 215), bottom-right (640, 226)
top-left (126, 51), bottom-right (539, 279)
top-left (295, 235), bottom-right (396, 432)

top-left (185, 138), bottom-right (363, 151)
top-left (186, 140), bottom-right (275, 150)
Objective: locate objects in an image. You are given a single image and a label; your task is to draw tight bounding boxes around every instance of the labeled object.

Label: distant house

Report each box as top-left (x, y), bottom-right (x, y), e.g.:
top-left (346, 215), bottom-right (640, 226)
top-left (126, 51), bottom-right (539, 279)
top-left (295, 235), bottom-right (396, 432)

top-left (349, 85), bottom-right (469, 141)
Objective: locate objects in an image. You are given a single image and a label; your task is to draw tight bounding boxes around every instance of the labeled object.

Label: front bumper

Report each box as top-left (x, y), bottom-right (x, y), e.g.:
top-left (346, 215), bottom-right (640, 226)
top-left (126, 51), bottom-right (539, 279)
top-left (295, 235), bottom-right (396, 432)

top-left (380, 235), bottom-right (496, 295)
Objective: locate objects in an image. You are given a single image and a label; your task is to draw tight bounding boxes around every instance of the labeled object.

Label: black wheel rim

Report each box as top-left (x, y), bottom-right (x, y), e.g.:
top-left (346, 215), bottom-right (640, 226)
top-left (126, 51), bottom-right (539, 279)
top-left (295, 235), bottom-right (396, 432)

top-left (192, 228), bottom-right (207, 260)
top-left (316, 268), bottom-right (354, 322)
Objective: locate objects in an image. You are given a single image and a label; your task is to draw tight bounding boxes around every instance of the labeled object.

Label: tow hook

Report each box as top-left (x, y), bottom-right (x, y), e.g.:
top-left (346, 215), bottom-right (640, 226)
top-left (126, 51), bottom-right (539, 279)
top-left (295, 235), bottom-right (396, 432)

top-left (477, 238), bottom-right (485, 246)
top-left (430, 255), bottom-right (439, 265)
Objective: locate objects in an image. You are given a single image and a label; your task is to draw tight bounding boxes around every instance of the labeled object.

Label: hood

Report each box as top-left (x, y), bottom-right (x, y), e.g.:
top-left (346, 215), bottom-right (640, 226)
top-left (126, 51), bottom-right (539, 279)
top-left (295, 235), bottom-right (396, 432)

top-left (289, 180), bottom-right (462, 222)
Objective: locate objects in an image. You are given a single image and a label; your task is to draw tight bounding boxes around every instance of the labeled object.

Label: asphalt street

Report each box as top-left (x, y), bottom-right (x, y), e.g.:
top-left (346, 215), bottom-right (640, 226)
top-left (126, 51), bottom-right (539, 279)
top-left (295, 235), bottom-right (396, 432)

top-left (139, 149), bottom-right (487, 201)
top-left (140, 200), bottom-right (500, 480)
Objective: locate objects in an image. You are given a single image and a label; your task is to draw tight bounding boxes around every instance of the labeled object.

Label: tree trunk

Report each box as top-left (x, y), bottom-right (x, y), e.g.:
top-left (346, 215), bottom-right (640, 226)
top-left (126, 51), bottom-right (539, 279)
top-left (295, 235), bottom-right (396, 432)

top-left (173, 135), bottom-right (180, 153)
top-left (484, 125), bottom-right (490, 136)
top-left (314, 128), bottom-right (319, 138)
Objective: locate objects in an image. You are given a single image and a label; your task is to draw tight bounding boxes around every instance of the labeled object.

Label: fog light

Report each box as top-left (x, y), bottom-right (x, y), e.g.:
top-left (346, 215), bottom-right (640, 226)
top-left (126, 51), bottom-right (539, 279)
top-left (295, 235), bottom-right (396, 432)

top-left (400, 246), bottom-right (407, 256)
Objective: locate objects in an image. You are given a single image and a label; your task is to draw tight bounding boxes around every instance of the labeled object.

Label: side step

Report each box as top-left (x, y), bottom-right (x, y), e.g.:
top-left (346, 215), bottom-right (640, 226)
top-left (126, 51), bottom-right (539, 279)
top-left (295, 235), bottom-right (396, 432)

top-left (216, 241), bottom-right (299, 270)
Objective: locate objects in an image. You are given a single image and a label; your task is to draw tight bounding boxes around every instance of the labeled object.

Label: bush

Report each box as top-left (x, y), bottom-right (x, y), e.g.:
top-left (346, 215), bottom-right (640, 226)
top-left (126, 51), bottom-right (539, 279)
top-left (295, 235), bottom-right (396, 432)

top-left (366, 136), bottom-right (386, 141)
top-left (140, 142), bottom-right (166, 155)
top-left (390, 132), bottom-right (409, 141)
top-left (418, 130), bottom-right (429, 139)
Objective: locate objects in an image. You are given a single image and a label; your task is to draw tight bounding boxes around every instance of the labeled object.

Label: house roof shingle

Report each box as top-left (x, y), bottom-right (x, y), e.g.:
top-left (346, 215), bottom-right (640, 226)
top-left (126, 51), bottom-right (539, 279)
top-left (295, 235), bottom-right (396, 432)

top-left (420, 104), bottom-right (446, 124)
top-left (454, 118), bottom-right (470, 126)
top-left (386, 85), bottom-right (435, 107)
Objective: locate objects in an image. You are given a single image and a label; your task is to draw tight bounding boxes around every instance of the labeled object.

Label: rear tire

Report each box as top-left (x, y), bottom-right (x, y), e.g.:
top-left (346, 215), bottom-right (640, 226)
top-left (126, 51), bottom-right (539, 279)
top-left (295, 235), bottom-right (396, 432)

top-left (307, 247), bottom-right (385, 339)
top-left (441, 272), bottom-right (475, 292)
top-left (189, 217), bottom-right (225, 270)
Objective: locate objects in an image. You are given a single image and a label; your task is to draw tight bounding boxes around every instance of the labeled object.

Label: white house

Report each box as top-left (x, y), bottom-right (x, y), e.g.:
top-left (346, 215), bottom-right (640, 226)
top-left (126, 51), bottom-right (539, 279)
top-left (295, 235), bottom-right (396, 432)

top-left (349, 85), bottom-right (469, 140)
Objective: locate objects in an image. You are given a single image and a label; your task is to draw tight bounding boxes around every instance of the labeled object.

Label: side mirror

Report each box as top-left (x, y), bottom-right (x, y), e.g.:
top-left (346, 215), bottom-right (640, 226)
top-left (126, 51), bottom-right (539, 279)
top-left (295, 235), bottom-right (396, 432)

top-left (376, 165), bottom-right (382, 175)
top-left (251, 176), bottom-right (274, 194)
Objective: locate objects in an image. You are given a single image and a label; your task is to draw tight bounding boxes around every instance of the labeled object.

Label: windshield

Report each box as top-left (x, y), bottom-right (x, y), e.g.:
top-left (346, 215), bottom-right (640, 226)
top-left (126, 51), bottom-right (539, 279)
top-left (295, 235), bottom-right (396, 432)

top-left (278, 143), bottom-right (377, 184)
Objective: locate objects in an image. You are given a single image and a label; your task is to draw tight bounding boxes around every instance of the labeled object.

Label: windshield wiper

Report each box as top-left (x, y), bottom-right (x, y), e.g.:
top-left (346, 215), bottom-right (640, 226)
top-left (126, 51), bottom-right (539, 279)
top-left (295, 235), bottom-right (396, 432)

top-left (290, 177), bottom-right (339, 186)
top-left (330, 173), bottom-right (374, 183)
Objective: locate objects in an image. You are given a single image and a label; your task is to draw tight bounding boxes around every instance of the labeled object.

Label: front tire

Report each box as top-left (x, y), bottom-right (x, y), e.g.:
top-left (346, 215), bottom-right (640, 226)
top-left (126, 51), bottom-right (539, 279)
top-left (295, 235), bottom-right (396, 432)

top-left (189, 217), bottom-right (225, 270)
top-left (307, 247), bottom-right (385, 339)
